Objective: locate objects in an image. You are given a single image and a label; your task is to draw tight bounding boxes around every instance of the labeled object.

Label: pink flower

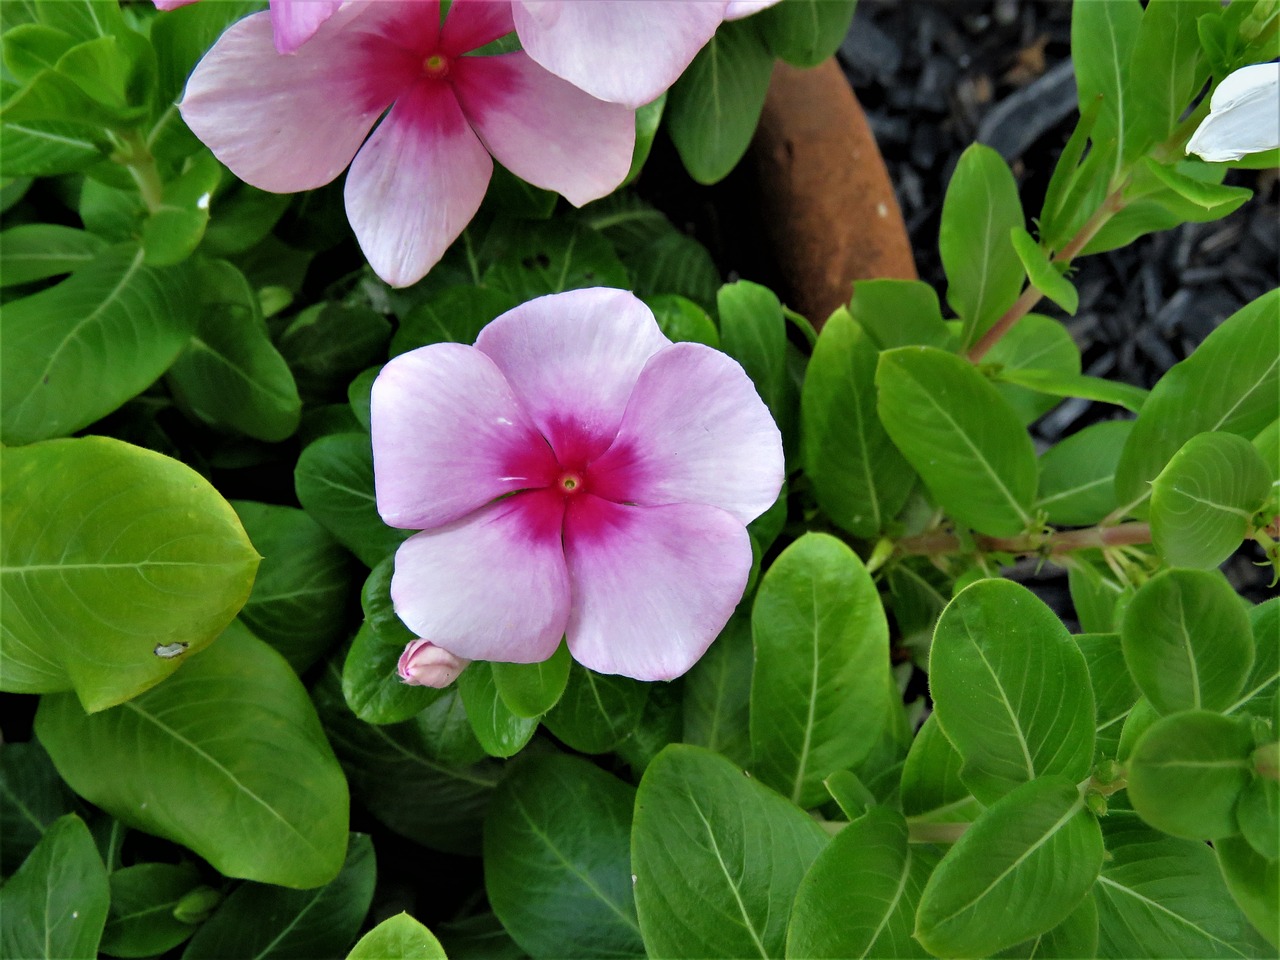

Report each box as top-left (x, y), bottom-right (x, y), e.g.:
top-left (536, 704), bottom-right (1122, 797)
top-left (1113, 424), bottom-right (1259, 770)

top-left (370, 288), bottom-right (784, 681)
top-left (511, 0), bottom-right (782, 108)
top-left (152, 0), bottom-right (341, 55)
top-left (179, 0), bottom-right (635, 287)
top-left (398, 640), bottom-right (471, 687)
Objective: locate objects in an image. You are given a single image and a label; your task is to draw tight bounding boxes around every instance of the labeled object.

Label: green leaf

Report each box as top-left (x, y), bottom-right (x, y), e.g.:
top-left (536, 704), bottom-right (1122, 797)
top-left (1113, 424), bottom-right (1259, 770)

top-left (100, 862), bottom-right (201, 959)
top-left (277, 303), bottom-right (391, 399)
top-left (0, 111), bottom-right (106, 177)
top-left (995, 368), bottom-right (1149, 413)
top-left (0, 246), bottom-right (195, 444)
top-left (485, 754), bottom-right (644, 959)
top-left (995, 892), bottom-right (1100, 959)
top-left (666, 18), bottom-right (774, 184)
top-left (749, 533), bottom-right (892, 807)
top-left (1235, 774), bottom-right (1278, 860)
top-left (543, 662), bottom-right (649, 755)
top-left (457, 661), bottom-right (539, 759)
top-left (1037, 421), bottom-right (1135, 527)
top-left (1070, 0), bottom-right (1142, 180)
top-left (141, 151), bottom-right (221, 267)
top-left (984, 312), bottom-right (1082, 425)
top-left (150, 0), bottom-right (257, 111)
top-left (1120, 568), bottom-right (1254, 715)
top-left (182, 834), bottom-right (375, 960)
top-left (718, 279), bottom-right (788, 429)
top-left (1216, 836), bottom-right (1279, 950)
top-left (1142, 158), bottom-right (1254, 211)
top-left (1095, 813), bottom-right (1257, 958)
top-left (0, 740), bottom-right (75, 876)
top-left (645, 293), bottom-right (720, 347)
top-left (624, 91), bottom-right (666, 185)
top-left (482, 163), bottom-right (557, 220)
top-left (682, 613), bottom-right (754, 767)
top-left (1010, 227), bottom-right (1078, 314)
top-left (294, 432), bottom-right (409, 569)
top-left (939, 143), bottom-right (1026, 346)
top-left (801, 308), bottom-right (915, 537)
top-left (1075, 632), bottom-right (1140, 761)
top-left (821, 770), bottom-right (877, 820)
top-left (0, 223), bottom-right (105, 287)
top-left (1127, 710), bottom-right (1254, 841)
top-left (759, 0), bottom-right (858, 67)
top-left (2, 24), bottom-right (78, 85)
top-left (899, 712), bottom-right (984, 824)
top-left (1230, 597), bottom-right (1279, 719)
top-left (1114, 289), bottom-right (1280, 517)
top-left (1, 436), bottom-right (258, 710)
top-left (390, 285), bottom-right (518, 355)
top-left (628, 231), bottom-right (720, 312)
top-left (849, 278), bottom-right (953, 351)
top-left (481, 220), bottom-right (628, 301)
top-left (1068, 556), bottom-right (1130, 633)
top-left (36, 623), bottom-right (350, 889)
top-left (232, 500), bottom-right (352, 672)
top-left (632, 744), bottom-right (828, 960)
top-left (929, 579), bottom-right (1096, 804)
top-left (347, 913), bottom-right (447, 960)
top-left (1150, 432), bottom-right (1273, 568)
top-left (915, 776), bottom-right (1104, 957)
top-left (877, 346), bottom-right (1038, 536)
top-left (492, 642), bottom-right (571, 719)
top-left (0, 814), bottom-right (108, 960)
top-left (786, 806), bottom-right (938, 959)
top-left (1125, 0), bottom-right (1217, 160)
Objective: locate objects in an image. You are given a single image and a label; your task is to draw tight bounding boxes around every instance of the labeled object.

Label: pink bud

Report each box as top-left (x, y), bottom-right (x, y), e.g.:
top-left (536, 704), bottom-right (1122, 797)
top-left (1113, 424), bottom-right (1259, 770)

top-left (396, 640), bottom-right (470, 688)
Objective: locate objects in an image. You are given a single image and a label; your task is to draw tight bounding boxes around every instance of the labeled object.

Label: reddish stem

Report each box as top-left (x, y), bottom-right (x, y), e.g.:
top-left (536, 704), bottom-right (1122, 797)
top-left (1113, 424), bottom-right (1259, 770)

top-left (895, 521), bottom-right (1152, 560)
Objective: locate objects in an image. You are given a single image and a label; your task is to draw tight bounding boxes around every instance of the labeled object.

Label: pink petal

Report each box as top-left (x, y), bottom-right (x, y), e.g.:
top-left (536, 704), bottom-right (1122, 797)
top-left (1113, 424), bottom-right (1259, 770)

top-left (153, 0), bottom-right (198, 10)
top-left (345, 80), bottom-right (493, 287)
top-left (474, 289), bottom-right (671, 466)
top-left (511, 0), bottom-right (727, 107)
top-left (391, 491), bottom-right (571, 663)
top-left (398, 640), bottom-right (471, 687)
top-left (588, 343), bottom-right (784, 525)
top-left (370, 341), bottom-right (558, 530)
top-left (269, 0), bottom-right (343, 54)
top-left (563, 497), bottom-right (751, 680)
top-left (723, 0), bottom-right (782, 20)
top-left (441, 0), bottom-right (516, 54)
top-left (179, 6), bottom-right (416, 194)
top-left (451, 51), bottom-right (635, 206)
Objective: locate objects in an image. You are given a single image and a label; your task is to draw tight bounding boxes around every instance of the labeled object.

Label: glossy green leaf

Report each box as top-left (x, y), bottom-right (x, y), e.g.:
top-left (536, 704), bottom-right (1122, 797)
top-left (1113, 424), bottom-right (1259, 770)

top-left (482, 220), bottom-right (628, 301)
top-left (1125, 0), bottom-right (1217, 160)
top-left (0, 739), bottom-right (75, 876)
top-left (915, 776), bottom-right (1104, 957)
top-left (929, 579), bottom-right (1095, 804)
top-left (1075, 632), bottom-right (1139, 761)
top-left (666, 18), bottom-right (773, 184)
top-left (786, 806), bottom-right (937, 959)
top-left (759, 0), bottom-right (858, 67)
top-left (682, 613), bottom-right (754, 767)
top-left (1114, 289), bottom-right (1280, 517)
top-left (750, 533), bottom-right (892, 806)
top-left (1216, 836), bottom-right (1279, 950)
top-left (632, 744), bottom-right (828, 960)
top-left (141, 151), bottom-right (221, 267)
top-left (457, 661), bottom-right (539, 759)
top-left (1142, 158), bottom-right (1253, 211)
top-left (1127, 710), bottom-right (1254, 840)
top-left (347, 913), bottom-right (447, 960)
top-left (877, 346), bottom-right (1038, 536)
top-left (0, 246), bottom-right (195, 444)
top-left (36, 623), bottom-right (349, 889)
top-left (1121, 568), bottom-right (1254, 715)
top-left (100, 862), bottom-right (201, 959)
top-left (939, 143), bottom-right (1026, 346)
top-left (0, 223), bottom-right (105, 287)
top-left (1, 436), bottom-right (258, 711)
top-left (822, 770), bottom-right (876, 820)
top-left (984, 312), bottom-right (1082, 425)
top-left (1150, 432), bottom-right (1273, 568)
top-left (645, 294), bottom-right (719, 347)
top-left (1010, 227), bottom-right (1078, 314)
top-left (624, 91), bottom-right (666, 185)
top-left (801, 308), bottom-right (914, 537)
top-left (1095, 813), bottom-right (1258, 958)
top-left (294, 432), bottom-right (409, 569)
top-left (995, 893), bottom-right (1100, 960)
top-left (995, 368), bottom-right (1148, 413)
top-left (1036, 421), bottom-right (1134, 527)
top-left (0, 814), bottom-right (108, 960)
top-left (1229, 597), bottom-right (1279, 719)
top-left (485, 754), bottom-right (643, 959)
top-left (182, 834), bottom-right (375, 960)
top-left (849, 278), bottom-right (952, 351)
top-left (492, 643), bottom-right (571, 719)
top-left (899, 713), bottom-right (983, 824)
top-left (718, 280), bottom-right (787, 427)
top-left (543, 662), bottom-right (649, 755)
top-left (1070, 0), bottom-right (1141, 178)
top-left (389, 285), bottom-right (518, 356)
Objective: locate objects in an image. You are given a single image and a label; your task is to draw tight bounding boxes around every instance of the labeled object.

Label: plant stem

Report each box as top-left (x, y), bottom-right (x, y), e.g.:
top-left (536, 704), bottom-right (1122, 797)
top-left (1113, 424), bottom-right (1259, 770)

top-left (113, 129), bottom-right (164, 213)
top-left (895, 521), bottom-right (1152, 561)
top-left (907, 821), bottom-right (969, 844)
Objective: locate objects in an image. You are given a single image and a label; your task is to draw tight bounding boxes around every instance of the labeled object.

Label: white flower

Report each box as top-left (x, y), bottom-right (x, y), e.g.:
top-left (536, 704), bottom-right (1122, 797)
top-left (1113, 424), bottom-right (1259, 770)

top-left (1186, 62), bottom-right (1280, 162)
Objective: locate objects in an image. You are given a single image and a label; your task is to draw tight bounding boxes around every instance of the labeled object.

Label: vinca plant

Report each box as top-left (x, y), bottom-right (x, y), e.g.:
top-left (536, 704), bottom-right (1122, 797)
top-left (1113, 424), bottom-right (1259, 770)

top-left (0, 1), bottom-right (1277, 958)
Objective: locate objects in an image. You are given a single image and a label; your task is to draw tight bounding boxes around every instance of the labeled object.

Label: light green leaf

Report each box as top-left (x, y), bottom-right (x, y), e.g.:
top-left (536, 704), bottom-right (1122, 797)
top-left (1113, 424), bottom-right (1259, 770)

top-left (1070, 0), bottom-right (1142, 179)
top-left (141, 151), bottom-right (221, 267)
top-left (457, 661), bottom-right (539, 759)
top-left (929, 579), bottom-right (1096, 804)
top-left (995, 892), bottom-right (1100, 959)
top-left (1037, 421), bottom-right (1135, 527)
top-left (35, 623), bottom-right (350, 889)
top-left (1235, 774), bottom-right (1278, 860)
top-left (984, 312), bottom-right (1082, 425)
top-left (996, 368), bottom-right (1148, 412)
top-left (632, 744), bottom-right (828, 960)
top-left (1228, 597), bottom-right (1279, 719)
top-left (915, 775), bottom-right (1104, 957)
top-left (347, 913), bottom-right (447, 960)
top-left (1, 436), bottom-right (258, 711)
top-left (1125, 0), bottom-right (1216, 160)
top-left (718, 280), bottom-right (788, 434)
top-left (1120, 568), bottom-right (1254, 715)
top-left (1074, 632), bottom-right (1139, 761)
top-left (1150, 432), bottom-right (1273, 568)
top-left (899, 713), bottom-right (984, 824)
top-left (0, 223), bottom-right (105, 287)
top-left (0, 246), bottom-right (195, 444)
top-left (645, 293), bottom-right (719, 347)
top-left (484, 754), bottom-right (643, 959)
top-left (1142, 158), bottom-right (1254, 210)
top-left (849, 278), bottom-right (953, 351)
top-left (877, 346), bottom-right (1037, 536)
top-left (750, 533), bottom-right (892, 807)
top-left (491, 642), bottom-right (571, 719)
top-left (543, 662), bottom-right (649, 755)
top-left (1010, 227), bottom-right (1078, 314)
top-left (682, 613), bottom-right (754, 767)
top-left (1216, 836), bottom-right (1279, 950)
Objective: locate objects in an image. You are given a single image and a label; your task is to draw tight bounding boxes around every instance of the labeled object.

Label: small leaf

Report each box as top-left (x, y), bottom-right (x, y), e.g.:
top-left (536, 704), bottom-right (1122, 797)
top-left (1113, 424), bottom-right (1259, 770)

top-left (457, 661), bottom-right (539, 759)
top-left (141, 151), bottom-right (221, 266)
top-left (347, 913), bottom-right (447, 960)
top-left (1235, 774), bottom-right (1279, 860)
top-left (1010, 227), bottom-right (1078, 314)
top-left (100, 862), bottom-right (201, 959)
top-left (984, 312), bottom-right (1082, 425)
top-left (718, 280), bottom-right (788, 433)
top-left (492, 642), bottom-right (571, 719)
top-left (543, 662), bottom-right (649, 755)
top-left (645, 293), bottom-right (719, 347)
top-left (849, 278), bottom-right (953, 351)
top-left (995, 369), bottom-right (1148, 413)
top-left (1036, 421), bottom-right (1135, 526)
top-left (1142, 157), bottom-right (1254, 210)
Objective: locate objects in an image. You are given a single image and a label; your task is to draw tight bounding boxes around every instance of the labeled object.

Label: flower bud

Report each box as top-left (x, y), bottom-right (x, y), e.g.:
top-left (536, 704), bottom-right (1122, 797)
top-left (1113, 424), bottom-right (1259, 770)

top-left (397, 640), bottom-right (470, 688)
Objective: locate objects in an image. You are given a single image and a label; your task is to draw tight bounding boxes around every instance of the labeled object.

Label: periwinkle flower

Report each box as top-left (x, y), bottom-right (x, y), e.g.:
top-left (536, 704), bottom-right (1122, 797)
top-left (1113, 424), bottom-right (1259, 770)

top-left (397, 640), bottom-right (471, 687)
top-left (152, 0), bottom-right (341, 55)
top-left (370, 289), bottom-right (784, 681)
top-left (1186, 62), bottom-right (1280, 162)
top-left (178, 0), bottom-right (634, 287)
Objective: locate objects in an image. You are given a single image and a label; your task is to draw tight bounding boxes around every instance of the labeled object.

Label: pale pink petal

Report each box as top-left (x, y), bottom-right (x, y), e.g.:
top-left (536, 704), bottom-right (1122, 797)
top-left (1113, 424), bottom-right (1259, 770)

top-left (588, 343), bottom-right (784, 524)
top-left (179, 6), bottom-right (416, 194)
top-left (441, 0), bottom-right (516, 54)
top-left (370, 341), bottom-right (558, 530)
top-left (345, 80), bottom-right (493, 287)
top-left (398, 640), bottom-right (470, 687)
top-left (511, 0), bottom-right (727, 107)
top-left (723, 0), bottom-right (782, 20)
top-left (153, 0), bottom-right (198, 10)
top-left (474, 289), bottom-right (671, 466)
top-left (452, 51), bottom-right (635, 206)
top-left (563, 497), bottom-right (751, 680)
top-left (269, 0), bottom-right (343, 54)
top-left (391, 491), bottom-right (571, 663)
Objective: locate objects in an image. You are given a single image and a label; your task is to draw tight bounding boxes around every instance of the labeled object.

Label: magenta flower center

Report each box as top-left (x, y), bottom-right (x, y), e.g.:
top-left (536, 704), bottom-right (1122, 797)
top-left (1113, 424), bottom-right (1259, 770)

top-left (422, 54), bottom-right (450, 80)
